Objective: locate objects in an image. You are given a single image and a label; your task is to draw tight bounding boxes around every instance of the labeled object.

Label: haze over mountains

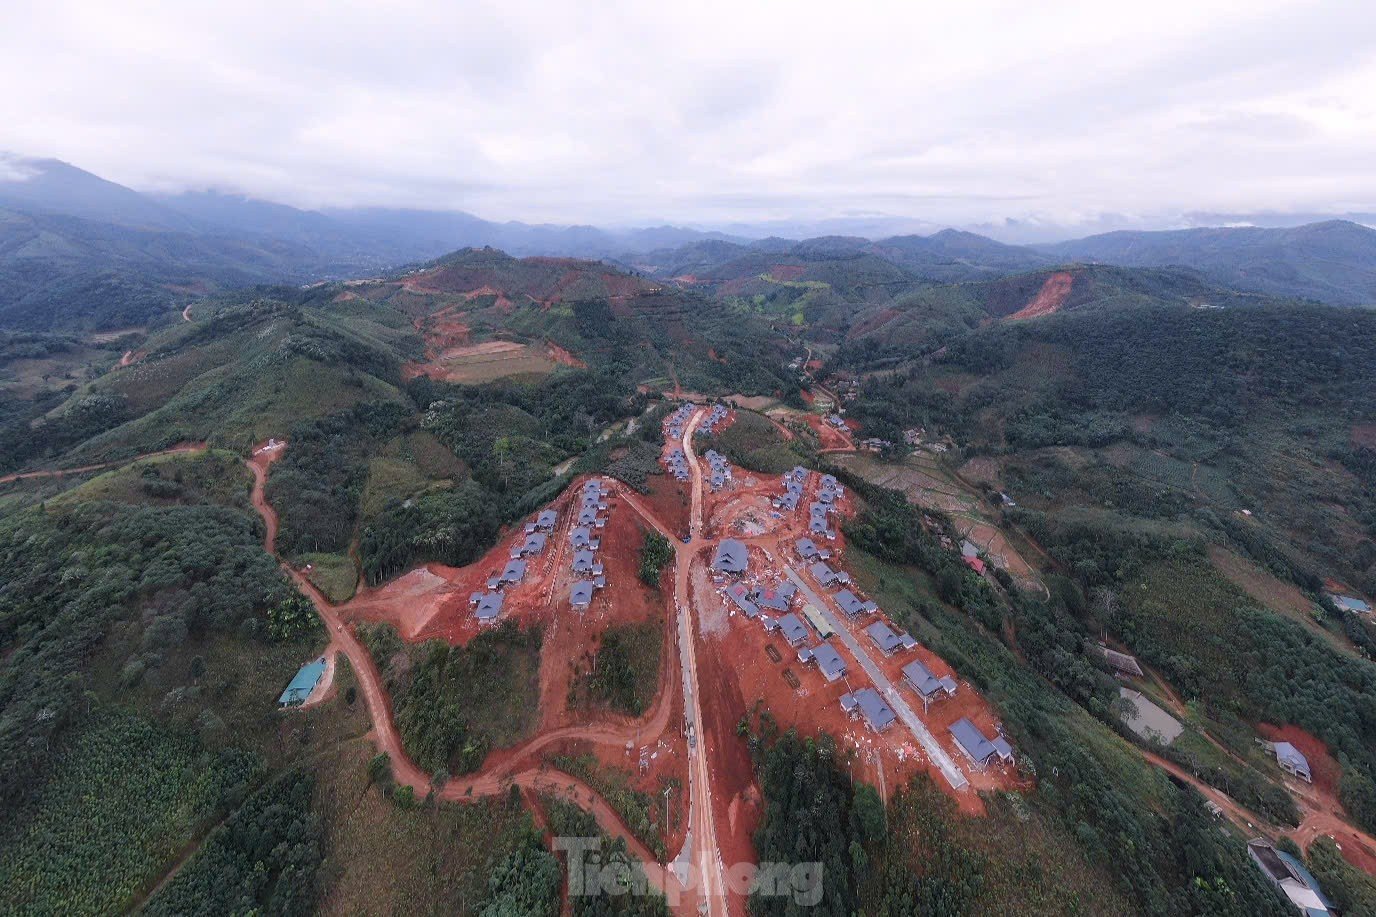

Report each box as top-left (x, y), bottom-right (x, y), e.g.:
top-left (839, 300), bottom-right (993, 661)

top-left (2, 153), bottom-right (1374, 332)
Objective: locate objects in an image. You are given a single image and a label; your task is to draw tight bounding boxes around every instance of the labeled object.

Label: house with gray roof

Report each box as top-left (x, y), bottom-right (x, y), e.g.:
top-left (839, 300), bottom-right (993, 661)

top-left (498, 559), bottom-right (527, 585)
top-left (865, 621), bottom-right (906, 654)
top-left (796, 538), bottom-right (821, 561)
top-left (810, 562), bottom-right (843, 586)
top-left (778, 613), bottom-right (808, 646)
top-left (725, 584), bottom-right (760, 618)
top-left (835, 588), bottom-right (877, 618)
top-left (712, 539), bottom-right (749, 574)
top-left (534, 509), bottom-right (559, 531)
top-left (950, 718), bottom-right (1013, 767)
top-left (807, 643), bottom-right (847, 682)
top-left (1273, 742), bottom-right (1313, 783)
top-left (475, 592), bottom-right (505, 621)
top-left (571, 526), bottom-right (600, 550)
top-left (572, 550), bottom-right (603, 576)
top-left (511, 531), bottom-right (547, 558)
top-left (903, 659), bottom-right (958, 705)
top-left (843, 688), bottom-right (896, 732)
top-left (570, 581), bottom-right (596, 609)
top-left (751, 582), bottom-right (796, 613)
top-left (810, 517), bottom-right (834, 539)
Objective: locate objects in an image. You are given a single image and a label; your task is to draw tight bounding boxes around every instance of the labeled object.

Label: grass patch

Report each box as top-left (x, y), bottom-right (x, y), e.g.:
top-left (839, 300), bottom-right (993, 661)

top-left (302, 552), bottom-right (359, 603)
top-left (52, 448), bottom-right (252, 510)
top-left (311, 739), bottom-right (540, 916)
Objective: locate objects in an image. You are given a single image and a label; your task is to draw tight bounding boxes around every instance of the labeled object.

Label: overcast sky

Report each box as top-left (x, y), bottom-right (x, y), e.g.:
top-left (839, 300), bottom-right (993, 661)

top-left (3, 0), bottom-right (1374, 232)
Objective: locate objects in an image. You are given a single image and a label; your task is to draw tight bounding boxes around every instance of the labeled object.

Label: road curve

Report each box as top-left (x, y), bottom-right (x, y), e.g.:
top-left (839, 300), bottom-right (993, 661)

top-left (246, 443), bottom-right (689, 903)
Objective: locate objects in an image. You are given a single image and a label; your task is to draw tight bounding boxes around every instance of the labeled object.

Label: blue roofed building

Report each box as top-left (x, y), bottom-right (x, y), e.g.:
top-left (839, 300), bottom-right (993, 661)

top-left (279, 657), bottom-right (328, 707)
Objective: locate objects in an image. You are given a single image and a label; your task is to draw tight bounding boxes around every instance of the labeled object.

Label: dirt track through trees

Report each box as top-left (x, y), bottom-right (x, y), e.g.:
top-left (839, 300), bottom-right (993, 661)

top-left (0, 443), bottom-right (208, 485)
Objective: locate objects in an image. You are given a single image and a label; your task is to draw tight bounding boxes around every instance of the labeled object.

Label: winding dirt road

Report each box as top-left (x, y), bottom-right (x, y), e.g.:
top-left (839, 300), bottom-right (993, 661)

top-left (247, 442), bottom-right (692, 905)
top-left (0, 443), bottom-right (208, 485)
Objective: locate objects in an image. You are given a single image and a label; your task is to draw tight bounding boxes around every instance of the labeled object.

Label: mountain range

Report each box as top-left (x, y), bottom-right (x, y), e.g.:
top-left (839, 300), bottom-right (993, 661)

top-left (2, 153), bottom-right (1374, 332)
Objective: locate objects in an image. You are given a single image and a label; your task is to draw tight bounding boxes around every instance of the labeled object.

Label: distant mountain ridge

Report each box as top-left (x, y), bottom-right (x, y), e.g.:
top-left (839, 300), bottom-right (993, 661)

top-left (1038, 220), bottom-right (1376, 306)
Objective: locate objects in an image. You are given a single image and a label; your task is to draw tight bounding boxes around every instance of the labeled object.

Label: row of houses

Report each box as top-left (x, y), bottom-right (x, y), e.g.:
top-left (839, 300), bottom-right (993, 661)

top-left (569, 480), bottom-right (610, 609)
top-left (665, 402), bottom-right (695, 440)
top-left (664, 446), bottom-right (690, 482)
top-left (696, 403), bottom-right (730, 435)
top-left (472, 505), bottom-right (567, 622)
top-left (773, 466), bottom-right (808, 512)
top-left (704, 449), bottom-right (732, 491)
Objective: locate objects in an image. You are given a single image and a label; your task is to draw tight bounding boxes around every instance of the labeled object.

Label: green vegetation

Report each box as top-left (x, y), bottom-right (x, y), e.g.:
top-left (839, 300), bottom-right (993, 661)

top-left (575, 620), bottom-right (663, 717)
top-left (266, 400), bottom-right (412, 557)
top-left (0, 710), bottom-right (262, 916)
top-left (1306, 838), bottom-right (1376, 915)
top-left (541, 796), bottom-right (671, 917)
top-left (144, 770), bottom-right (321, 917)
top-left (638, 531), bottom-right (673, 587)
top-left (708, 408), bottom-right (807, 475)
top-left (551, 753), bottom-right (672, 860)
top-left (363, 621), bottom-right (542, 774)
top-left (838, 489), bottom-right (1296, 914)
top-left (0, 500), bottom-right (308, 812)
top-left (478, 829), bottom-right (562, 917)
top-left (52, 448), bottom-right (252, 509)
top-left (746, 725), bottom-right (884, 915)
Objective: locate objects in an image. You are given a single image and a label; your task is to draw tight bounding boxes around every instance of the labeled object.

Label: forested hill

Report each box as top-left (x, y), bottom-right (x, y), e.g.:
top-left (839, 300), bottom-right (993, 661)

top-left (1039, 219), bottom-right (1376, 306)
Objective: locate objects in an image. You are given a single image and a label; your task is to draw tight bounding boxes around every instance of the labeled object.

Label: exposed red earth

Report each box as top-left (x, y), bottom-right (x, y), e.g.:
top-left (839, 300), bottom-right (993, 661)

top-left (1007, 271), bottom-right (1074, 320)
top-left (250, 401), bottom-right (1033, 915)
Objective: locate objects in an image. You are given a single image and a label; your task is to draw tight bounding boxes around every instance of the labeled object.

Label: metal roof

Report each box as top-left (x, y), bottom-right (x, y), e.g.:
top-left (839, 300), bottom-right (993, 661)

top-left (836, 589), bottom-right (868, 617)
top-left (278, 657), bottom-right (327, 706)
top-left (778, 613), bottom-right (808, 644)
top-left (865, 621), bottom-right (902, 653)
top-left (535, 509), bottom-right (558, 528)
top-left (1275, 742), bottom-right (1312, 780)
top-left (712, 539), bottom-right (749, 573)
top-left (500, 559), bottom-right (526, 582)
top-left (903, 659), bottom-right (943, 697)
top-left (809, 643), bottom-right (846, 681)
top-left (848, 688), bottom-right (896, 731)
top-left (950, 718), bottom-right (1011, 764)
top-left (570, 581), bottom-right (595, 607)
top-left (726, 584), bottom-right (760, 618)
top-left (476, 592), bottom-right (505, 620)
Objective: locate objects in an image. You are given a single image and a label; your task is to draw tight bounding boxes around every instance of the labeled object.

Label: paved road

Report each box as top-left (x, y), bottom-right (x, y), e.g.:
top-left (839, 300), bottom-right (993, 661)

top-left (783, 566), bottom-right (969, 790)
top-left (676, 407), bottom-right (730, 916)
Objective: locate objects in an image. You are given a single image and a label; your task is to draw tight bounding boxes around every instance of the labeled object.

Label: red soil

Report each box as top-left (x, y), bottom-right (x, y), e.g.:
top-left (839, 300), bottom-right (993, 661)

top-left (642, 474), bottom-right (692, 541)
top-left (1008, 271), bottom-right (1074, 320)
top-left (546, 341), bottom-right (586, 368)
top-left (801, 414), bottom-right (855, 453)
top-left (1256, 723), bottom-right (1342, 798)
top-left (767, 264), bottom-right (806, 282)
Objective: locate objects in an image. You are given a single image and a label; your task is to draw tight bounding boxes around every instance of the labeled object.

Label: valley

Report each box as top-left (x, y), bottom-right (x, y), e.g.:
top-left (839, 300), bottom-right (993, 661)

top-left (2, 236), bottom-right (1375, 917)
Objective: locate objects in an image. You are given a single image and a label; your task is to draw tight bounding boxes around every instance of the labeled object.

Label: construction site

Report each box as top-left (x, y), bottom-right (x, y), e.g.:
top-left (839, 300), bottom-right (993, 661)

top-left (255, 400), bottom-right (1022, 916)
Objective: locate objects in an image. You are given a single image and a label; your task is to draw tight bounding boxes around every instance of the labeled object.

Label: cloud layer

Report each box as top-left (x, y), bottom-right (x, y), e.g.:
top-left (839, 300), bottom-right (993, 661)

top-left (3, 0), bottom-right (1374, 229)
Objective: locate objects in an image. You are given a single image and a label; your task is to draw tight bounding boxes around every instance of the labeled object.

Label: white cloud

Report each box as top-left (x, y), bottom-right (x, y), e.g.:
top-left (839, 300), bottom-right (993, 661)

top-left (1, 0), bottom-right (1373, 229)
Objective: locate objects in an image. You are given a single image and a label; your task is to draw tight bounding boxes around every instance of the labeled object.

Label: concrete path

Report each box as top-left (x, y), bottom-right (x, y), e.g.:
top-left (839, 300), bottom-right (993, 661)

top-left (784, 566), bottom-right (969, 790)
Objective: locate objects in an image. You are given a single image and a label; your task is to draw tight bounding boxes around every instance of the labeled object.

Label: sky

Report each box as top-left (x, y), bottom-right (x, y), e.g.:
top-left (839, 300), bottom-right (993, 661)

top-left (3, 0), bottom-right (1375, 234)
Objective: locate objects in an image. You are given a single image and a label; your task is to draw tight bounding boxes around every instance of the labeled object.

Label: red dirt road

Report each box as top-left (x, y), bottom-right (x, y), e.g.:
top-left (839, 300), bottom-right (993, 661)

top-left (248, 442), bottom-right (694, 904)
